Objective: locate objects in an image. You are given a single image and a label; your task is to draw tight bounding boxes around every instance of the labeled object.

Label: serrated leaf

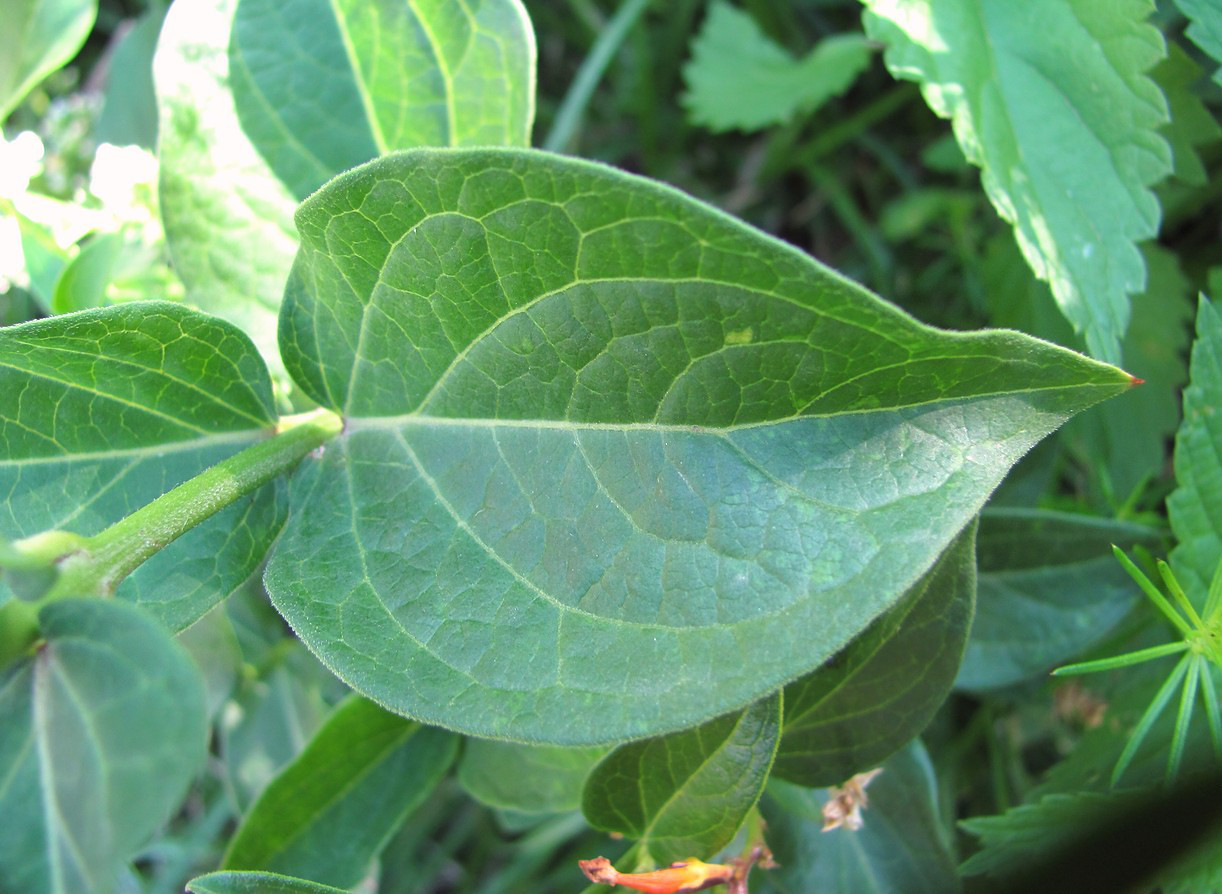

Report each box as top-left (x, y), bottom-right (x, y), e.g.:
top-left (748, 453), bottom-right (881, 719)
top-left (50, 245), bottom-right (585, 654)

top-left (1177, 0), bottom-right (1222, 86)
top-left (187, 872), bottom-right (348, 894)
top-left (773, 522), bottom-right (974, 787)
top-left (1154, 42), bottom-right (1222, 186)
top-left (863, 0), bottom-right (1171, 363)
top-left (1169, 298), bottom-right (1222, 607)
top-left (0, 0), bottom-right (97, 122)
top-left (0, 302), bottom-right (285, 630)
top-left (155, 0), bottom-right (535, 367)
top-left (957, 509), bottom-right (1163, 691)
top-left (760, 742), bottom-right (959, 894)
top-left (0, 599), bottom-right (207, 894)
top-left (266, 147), bottom-right (1132, 744)
top-left (582, 693), bottom-right (780, 867)
top-left (223, 695), bottom-right (456, 888)
top-left (682, 1), bottom-right (870, 133)
top-left (457, 739), bottom-right (608, 814)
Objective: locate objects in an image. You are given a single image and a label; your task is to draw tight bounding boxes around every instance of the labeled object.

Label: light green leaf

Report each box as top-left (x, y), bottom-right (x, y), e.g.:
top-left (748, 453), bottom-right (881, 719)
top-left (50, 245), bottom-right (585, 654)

top-left (1153, 42), bottom-right (1222, 186)
top-left (0, 0), bottom-right (97, 123)
top-left (0, 599), bottom-right (207, 894)
top-left (957, 509), bottom-right (1163, 691)
top-left (863, 0), bottom-right (1171, 363)
top-left (267, 147), bottom-right (1132, 744)
top-left (223, 695), bottom-right (457, 888)
top-left (773, 522), bottom-right (974, 787)
top-left (760, 742), bottom-right (959, 894)
top-left (581, 693), bottom-right (780, 867)
top-left (155, 0), bottom-right (535, 368)
top-left (682, 1), bottom-right (871, 133)
top-left (1177, 0), bottom-right (1222, 86)
top-left (187, 872), bottom-right (349, 894)
top-left (0, 302), bottom-right (286, 630)
top-left (1170, 298), bottom-right (1222, 607)
top-left (96, 7), bottom-right (164, 149)
top-left (457, 739), bottom-right (609, 814)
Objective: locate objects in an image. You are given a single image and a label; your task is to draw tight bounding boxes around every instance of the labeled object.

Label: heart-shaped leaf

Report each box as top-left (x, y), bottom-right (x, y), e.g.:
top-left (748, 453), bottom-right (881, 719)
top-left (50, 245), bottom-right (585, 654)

top-left (267, 148), bottom-right (1133, 744)
top-left (0, 303), bottom-right (284, 630)
top-left (0, 599), bottom-right (207, 894)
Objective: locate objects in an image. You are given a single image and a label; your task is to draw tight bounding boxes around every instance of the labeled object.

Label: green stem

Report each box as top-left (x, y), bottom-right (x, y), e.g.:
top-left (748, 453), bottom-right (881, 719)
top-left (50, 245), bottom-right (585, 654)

top-left (44, 408), bottom-right (342, 602)
top-left (542, 0), bottom-right (653, 153)
top-left (0, 598), bottom-right (41, 668)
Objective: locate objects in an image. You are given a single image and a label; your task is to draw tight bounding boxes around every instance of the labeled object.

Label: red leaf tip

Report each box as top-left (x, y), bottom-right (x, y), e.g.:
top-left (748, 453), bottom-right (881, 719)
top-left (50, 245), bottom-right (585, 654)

top-left (1129, 376), bottom-right (1145, 386)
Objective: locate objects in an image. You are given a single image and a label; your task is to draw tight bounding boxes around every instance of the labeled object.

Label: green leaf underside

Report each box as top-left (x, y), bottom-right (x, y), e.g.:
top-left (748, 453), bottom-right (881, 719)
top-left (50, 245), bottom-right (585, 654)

top-left (581, 692), bottom-right (780, 867)
top-left (773, 521), bottom-right (975, 787)
top-left (0, 303), bottom-right (283, 629)
top-left (863, 0), bottom-right (1170, 363)
top-left (457, 738), bottom-right (608, 813)
top-left (187, 872), bottom-right (348, 894)
top-left (0, 599), bottom-right (207, 894)
top-left (1169, 299), bottom-right (1222, 606)
top-left (0, 0), bottom-right (97, 122)
top-left (267, 148), bottom-right (1131, 744)
top-left (156, 0), bottom-right (535, 366)
top-left (682, 1), bottom-right (871, 133)
top-left (222, 695), bottom-right (456, 889)
top-left (958, 508), bottom-right (1163, 691)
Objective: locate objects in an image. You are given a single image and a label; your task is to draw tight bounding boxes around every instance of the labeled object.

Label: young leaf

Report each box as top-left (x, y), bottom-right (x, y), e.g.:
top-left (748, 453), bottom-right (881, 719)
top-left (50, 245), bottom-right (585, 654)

top-left (1169, 298), bottom-right (1222, 606)
top-left (156, 0), bottom-right (536, 365)
top-left (0, 599), bottom-right (207, 894)
top-left (187, 872), bottom-right (349, 894)
top-left (0, 303), bottom-right (285, 630)
top-left (773, 521), bottom-right (975, 787)
top-left (957, 509), bottom-right (1163, 691)
top-left (267, 147), bottom-right (1133, 744)
top-left (863, 0), bottom-right (1171, 363)
top-left (223, 695), bottom-right (457, 889)
top-left (457, 739), bottom-right (609, 814)
top-left (0, 0), bottom-right (97, 122)
top-left (682, 1), bottom-right (871, 133)
top-left (581, 693), bottom-right (781, 868)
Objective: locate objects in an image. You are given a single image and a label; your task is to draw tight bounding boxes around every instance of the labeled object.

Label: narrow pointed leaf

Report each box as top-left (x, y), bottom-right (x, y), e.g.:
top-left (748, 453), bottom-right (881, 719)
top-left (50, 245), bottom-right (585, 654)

top-left (268, 148), bottom-right (1133, 744)
top-left (223, 695), bottom-right (457, 889)
top-left (863, 0), bottom-right (1171, 362)
top-left (581, 693), bottom-right (781, 867)
top-left (0, 599), bottom-right (207, 894)
top-left (773, 521), bottom-right (975, 787)
top-left (457, 739), bottom-right (609, 814)
top-left (0, 0), bottom-right (97, 123)
top-left (188, 872), bottom-right (348, 894)
top-left (0, 303), bottom-right (285, 629)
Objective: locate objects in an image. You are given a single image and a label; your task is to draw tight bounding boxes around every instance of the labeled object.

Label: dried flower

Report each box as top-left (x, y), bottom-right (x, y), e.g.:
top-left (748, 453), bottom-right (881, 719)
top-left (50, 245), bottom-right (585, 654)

top-left (822, 767), bottom-right (884, 832)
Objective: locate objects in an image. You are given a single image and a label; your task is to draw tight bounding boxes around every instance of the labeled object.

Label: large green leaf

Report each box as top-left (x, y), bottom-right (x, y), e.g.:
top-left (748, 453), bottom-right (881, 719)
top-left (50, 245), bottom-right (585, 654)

top-left (581, 693), bottom-right (780, 867)
top-left (457, 739), bottom-right (608, 814)
top-left (0, 0), bottom-right (97, 122)
top-left (0, 302), bottom-right (285, 630)
top-left (1169, 298), bottom-right (1222, 607)
top-left (760, 742), bottom-right (959, 894)
top-left (773, 521), bottom-right (974, 787)
top-left (863, 0), bottom-right (1171, 363)
top-left (223, 695), bottom-right (456, 888)
top-left (957, 509), bottom-right (1163, 691)
top-left (266, 148), bottom-right (1132, 744)
top-left (156, 0), bottom-right (535, 366)
top-left (0, 599), bottom-right (207, 894)
top-left (188, 872), bottom-right (348, 894)
top-left (682, 1), bottom-right (871, 133)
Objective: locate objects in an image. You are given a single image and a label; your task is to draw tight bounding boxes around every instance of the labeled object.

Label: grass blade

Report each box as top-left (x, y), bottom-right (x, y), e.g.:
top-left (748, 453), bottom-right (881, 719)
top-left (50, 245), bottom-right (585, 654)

top-left (1158, 560), bottom-right (1205, 629)
top-left (1167, 657), bottom-right (1202, 783)
top-left (1113, 547), bottom-right (1193, 638)
top-left (1112, 654), bottom-right (1191, 787)
top-left (1053, 641), bottom-right (1188, 676)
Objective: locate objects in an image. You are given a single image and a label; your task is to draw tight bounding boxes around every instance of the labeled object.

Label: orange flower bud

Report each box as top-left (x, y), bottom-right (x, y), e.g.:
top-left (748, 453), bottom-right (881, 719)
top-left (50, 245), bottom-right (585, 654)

top-left (578, 856), bottom-right (735, 893)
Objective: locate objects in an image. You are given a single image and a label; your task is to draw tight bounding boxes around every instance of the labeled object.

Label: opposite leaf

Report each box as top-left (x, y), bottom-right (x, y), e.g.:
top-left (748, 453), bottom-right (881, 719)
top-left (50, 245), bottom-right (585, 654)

top-left (773, 521), bottom-right (975, 787)
top-left (581, 692), bottom-right (781, 868)
top-left (268, 147), bottom-right (1133, 745)
top-left (0, 303), bottom-right (285, 630)
top-left (863, 0), bottom-right (1171, 363)
top-left (0, 599), bottom-right (207, 894)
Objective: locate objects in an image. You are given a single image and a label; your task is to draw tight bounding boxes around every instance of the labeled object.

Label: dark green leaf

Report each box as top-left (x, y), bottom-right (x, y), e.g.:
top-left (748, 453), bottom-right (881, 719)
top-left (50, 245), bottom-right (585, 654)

top-left (863, 0), bottom-right (1171, 362)
top-left (267, 147), bottom-right (1133, 744)
top-left (582, 693), bottom-right (780, 867)
top-left (1153, 42), bottom-right (1222, 186)
top-left (0, 303), bottom-right (286, 630)
top-left (187, 871), bottom-right (349, 894)
top-left (774, 522), bottom-right (975, 787)
top-left (957, 508), bottom-right (1163, 691)
top-left (0, 0), bottom-right (97, 122)
top-left (1177, 0), bottom-right (1222, 86)
top-left (0, 599), bottom-right (207, 894)
top-left (223, 695), bottom-right (457, 888)
top-left (457, 739), bottom-right (608, 814)
top-left (682, 1), bottom-right (871, 133)
top-left (759, 742), bottom-right (958, 894)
